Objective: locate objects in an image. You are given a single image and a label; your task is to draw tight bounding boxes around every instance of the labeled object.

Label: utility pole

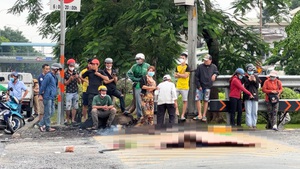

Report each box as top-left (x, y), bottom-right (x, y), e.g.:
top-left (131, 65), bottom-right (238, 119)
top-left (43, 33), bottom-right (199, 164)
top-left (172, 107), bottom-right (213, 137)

top-left (186, 3), bottom-right (198, 118)
top-left (58, 0), bottom-right (66, 125)
top-left (259, 0), bottom-right (263, 39)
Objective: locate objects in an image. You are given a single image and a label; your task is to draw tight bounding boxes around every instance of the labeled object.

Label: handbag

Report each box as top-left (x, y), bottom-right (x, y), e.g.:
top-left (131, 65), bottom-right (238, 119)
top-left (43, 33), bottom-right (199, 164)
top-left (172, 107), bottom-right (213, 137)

top-left (268, 93), bottom-right (279, 104)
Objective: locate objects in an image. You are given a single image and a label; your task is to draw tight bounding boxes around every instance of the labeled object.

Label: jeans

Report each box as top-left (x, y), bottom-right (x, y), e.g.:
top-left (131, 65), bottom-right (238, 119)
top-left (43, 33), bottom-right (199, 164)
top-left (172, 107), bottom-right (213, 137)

top-left (229, 97), bottom-right (242, 126)
top-left (157, 104), bottom-right (176, 125)
top-left (108, 89), bottom-right (126, 112)
top-left (134, 88), bottom-right (142, 118)
top-left (245, 100), bottom-right (258, 127)
top-left (39, 99), bottom-right (54, 130)
top-left (65, 92), bottom-right (79, 110)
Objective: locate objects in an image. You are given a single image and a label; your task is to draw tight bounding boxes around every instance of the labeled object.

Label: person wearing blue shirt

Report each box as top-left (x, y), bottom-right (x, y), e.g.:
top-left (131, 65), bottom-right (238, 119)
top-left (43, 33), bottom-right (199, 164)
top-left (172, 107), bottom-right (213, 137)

top-left (37, 64), bottom-right (50, 121)
top-left (7, 72), bottom-right (28, 114)
top-left (38, 63), bottom-right (62, 132)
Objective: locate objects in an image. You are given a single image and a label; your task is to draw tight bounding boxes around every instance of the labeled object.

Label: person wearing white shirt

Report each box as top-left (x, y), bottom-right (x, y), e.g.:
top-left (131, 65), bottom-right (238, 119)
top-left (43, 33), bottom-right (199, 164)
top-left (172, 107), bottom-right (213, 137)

top-left (156, 74), bottom-right (178, 125)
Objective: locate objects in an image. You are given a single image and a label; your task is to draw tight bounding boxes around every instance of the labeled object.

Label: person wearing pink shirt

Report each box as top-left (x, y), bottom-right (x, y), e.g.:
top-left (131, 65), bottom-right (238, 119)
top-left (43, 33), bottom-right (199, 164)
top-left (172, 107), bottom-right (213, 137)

top-left (229, 68), bottom-right (253, 126)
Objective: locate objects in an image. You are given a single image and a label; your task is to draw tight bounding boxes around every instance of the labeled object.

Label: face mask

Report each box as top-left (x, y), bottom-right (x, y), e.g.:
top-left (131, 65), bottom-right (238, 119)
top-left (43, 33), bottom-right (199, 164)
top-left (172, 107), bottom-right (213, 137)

top-left (247, 71), bottom-right (254, 75)
top-left (10, 77), bottom-right (14, 82)
top-left (179, 58), bottom-right (185, 64)
top-left (69, 67), bottom-right (74, 71)
top-left (106, 66), bottom-right (112, 70)
top-left (101, 94), bottom-right (106, 97)
top-left (148, 72), bottom-right (155, 77)
top-left (270, 77), bottom-right (276, 81)
top-left (136, 60), bottom-right (143, 65)
top-left (238, 75), bottom-right (243, 80)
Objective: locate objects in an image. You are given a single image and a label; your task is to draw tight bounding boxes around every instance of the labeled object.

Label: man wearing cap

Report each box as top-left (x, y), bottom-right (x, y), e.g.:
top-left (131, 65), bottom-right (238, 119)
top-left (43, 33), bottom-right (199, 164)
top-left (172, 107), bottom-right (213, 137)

top-left (262, 70), bottom-right (283, 131)
top-left (127, 53), bottom-right (150, 119)
top-left (82, 58), bottom-right (109, 118)
top-left (64, 58), bottom-right (81, 125)
top-left (156, 75), bottom-right (178, 125)
top-left (103, 58), bottom-right (127, 114)
top-left (175, 53), bottom-right (190, 120)
top-left (7, 72), bottom-right (29, 114)
top-left (90, 85), bottom-right (116, 130)
top-left (38, 63), bottom-right (63, 132)
top-left (79, 58), bottom-right (93, 122)
top-left (194, 54), bottom-right (219, 122)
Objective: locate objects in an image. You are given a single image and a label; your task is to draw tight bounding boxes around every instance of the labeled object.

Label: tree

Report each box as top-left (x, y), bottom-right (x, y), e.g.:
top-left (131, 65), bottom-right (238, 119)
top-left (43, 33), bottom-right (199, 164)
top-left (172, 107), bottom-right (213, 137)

top-left (8, 0), bottom-right (290, 122)
top-left (290, 0), bottom-right (300, 10)
top-left (0, 27), bottom-right (44, 76)
top-left (267, 12), bottom-right (300, 75)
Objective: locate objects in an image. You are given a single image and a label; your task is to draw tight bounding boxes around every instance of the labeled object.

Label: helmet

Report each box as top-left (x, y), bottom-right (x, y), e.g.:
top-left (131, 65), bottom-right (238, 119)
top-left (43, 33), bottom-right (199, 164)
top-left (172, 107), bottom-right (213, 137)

top-left (11, 72), bottom-right (19, 77)
top-left (104, 58), bottom-right (113, 63)
top-left (33, 79), bottom-right (38, 83)
top-left (67, 58), bottom-right (76, 65)
top-left (246, 63), bottom-right (255, 71)
top-left (235, 68), bottom-right (245, 75)
top-left (51, 63), bottom-right (63, 70)
top-left (98, 85), bottom-right (107, 91)
top-left (135, 53), bottom-right (145, 60)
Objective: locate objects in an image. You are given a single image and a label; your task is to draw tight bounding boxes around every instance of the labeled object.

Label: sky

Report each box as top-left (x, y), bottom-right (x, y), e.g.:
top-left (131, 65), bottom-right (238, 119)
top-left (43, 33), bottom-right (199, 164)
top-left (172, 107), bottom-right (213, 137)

top-left (0, 0), bottom-right (257, 45)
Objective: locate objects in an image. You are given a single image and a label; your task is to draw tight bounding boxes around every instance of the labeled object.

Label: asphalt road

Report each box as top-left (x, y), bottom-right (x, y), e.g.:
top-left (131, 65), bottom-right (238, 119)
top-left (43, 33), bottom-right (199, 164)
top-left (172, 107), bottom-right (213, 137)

top-left (1, 127), bottom-right (300, 169)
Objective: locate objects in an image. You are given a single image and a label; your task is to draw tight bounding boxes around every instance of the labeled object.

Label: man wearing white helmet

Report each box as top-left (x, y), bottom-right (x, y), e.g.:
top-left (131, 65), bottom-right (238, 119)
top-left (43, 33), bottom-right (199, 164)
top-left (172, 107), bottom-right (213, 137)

top-left (38, 63), bottom-right (62, 132)
top-left (127, 53), bottom-right (150, 118)
top-left (103, 58), bottom-right (127, 114)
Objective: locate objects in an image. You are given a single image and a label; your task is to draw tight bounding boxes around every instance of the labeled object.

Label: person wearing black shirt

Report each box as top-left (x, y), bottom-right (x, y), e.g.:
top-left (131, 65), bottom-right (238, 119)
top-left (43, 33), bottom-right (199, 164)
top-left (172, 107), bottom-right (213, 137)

top-left (103, 58), bottom-right (127, 114)
top-left (81, 58), bottom-right (109, 117)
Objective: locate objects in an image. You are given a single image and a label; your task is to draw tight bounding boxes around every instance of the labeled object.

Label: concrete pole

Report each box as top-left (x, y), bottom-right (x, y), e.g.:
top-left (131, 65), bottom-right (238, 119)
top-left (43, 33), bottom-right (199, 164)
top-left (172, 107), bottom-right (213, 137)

top-left (187, 4), bottom-right (198, 118)
top-left (58, 0), bottom-right (66, 125)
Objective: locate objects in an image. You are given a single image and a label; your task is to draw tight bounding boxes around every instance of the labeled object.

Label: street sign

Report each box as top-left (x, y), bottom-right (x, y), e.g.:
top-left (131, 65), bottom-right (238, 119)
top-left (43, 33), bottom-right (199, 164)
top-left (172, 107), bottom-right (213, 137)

top-left (50, 0), bottom-right (81, 12)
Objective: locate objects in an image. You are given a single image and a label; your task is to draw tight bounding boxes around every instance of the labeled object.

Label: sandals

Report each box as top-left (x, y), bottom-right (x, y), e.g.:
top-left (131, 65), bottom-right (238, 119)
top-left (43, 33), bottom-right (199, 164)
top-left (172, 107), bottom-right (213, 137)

top-left (193, 116), bottom-right (202, 120)
top-left (39, 126), bottom-right (45, 132)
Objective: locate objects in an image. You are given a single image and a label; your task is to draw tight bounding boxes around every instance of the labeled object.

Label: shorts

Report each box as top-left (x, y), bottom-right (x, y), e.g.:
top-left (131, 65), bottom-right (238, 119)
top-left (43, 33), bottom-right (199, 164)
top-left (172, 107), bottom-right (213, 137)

top-left (195, 88), bottom-right (211, 101)
top-left (82, 92), bottom-right (89, 106)
top-left (176, 89), bottom-right (189, 101)
top-left (65, 93), bottom-right (79, 110)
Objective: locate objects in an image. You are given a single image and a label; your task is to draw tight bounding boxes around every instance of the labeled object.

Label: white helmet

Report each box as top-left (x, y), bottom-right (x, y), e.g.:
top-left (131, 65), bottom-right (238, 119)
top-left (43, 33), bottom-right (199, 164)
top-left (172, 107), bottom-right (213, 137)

top-left (135, 53), bottom-right (145, 60)
top-left (104, 58), bottom-right (113, 63)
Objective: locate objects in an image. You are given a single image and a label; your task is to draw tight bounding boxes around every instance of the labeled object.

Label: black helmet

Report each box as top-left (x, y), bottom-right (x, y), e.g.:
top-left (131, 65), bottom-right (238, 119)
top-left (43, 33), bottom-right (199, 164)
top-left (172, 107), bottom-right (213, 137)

top-left (51, 63), bottom-right (63, 70)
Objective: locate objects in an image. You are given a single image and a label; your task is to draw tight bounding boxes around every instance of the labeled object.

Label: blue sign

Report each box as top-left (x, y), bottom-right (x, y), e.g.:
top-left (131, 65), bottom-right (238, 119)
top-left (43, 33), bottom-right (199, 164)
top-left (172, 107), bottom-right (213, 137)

top-left (45, 57), bottom-right (52, 61)
top-left (16, 56), bottom-right (23, 60)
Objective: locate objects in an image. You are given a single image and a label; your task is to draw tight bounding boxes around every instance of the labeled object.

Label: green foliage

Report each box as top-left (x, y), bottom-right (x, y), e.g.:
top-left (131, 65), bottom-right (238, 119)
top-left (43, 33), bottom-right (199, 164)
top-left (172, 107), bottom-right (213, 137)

top-left (269, 12), bottom-right (300, 75)
top-left (8, 0), bottom-right (290, 79)
top-left (290, 0), bottom-right (300, 10)
top-left (231, 0), bottom-right (290, 22)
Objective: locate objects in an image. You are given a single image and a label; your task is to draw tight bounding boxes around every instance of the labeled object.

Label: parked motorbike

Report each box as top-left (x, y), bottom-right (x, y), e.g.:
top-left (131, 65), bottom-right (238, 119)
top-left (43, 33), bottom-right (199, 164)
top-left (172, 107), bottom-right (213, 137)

top-left (0, 90), bottom-right (25, 134)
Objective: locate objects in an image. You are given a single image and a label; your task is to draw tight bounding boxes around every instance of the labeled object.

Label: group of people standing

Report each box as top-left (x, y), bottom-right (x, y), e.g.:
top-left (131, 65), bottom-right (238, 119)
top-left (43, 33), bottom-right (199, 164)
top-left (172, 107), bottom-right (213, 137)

top-left (28, 52), bottom-right (284, 131)
top-left (228, 64), bottom-right (283, 130)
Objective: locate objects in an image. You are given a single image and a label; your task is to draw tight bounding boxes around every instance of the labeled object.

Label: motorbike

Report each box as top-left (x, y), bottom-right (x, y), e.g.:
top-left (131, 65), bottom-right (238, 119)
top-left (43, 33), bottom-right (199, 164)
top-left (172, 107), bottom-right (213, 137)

top-left (0, 90), bottom-right (25, 134)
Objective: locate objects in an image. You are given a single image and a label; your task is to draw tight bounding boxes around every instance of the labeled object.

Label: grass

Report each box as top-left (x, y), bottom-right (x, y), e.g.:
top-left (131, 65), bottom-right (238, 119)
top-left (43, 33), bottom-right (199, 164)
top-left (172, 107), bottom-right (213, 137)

top-left (255, 124), bottom-right (300, 130)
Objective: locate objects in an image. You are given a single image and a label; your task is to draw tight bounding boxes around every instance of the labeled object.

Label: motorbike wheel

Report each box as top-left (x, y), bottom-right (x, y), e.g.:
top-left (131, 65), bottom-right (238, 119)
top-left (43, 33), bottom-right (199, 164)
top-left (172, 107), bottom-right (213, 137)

top-left (7, 116), bottom-right (24, 134)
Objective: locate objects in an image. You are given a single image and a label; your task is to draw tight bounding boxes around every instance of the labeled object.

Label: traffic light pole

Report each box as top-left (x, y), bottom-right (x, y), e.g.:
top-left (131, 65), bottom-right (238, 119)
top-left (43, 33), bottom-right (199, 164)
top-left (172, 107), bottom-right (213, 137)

top-left (58, 0), bottom-right (66, 125)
